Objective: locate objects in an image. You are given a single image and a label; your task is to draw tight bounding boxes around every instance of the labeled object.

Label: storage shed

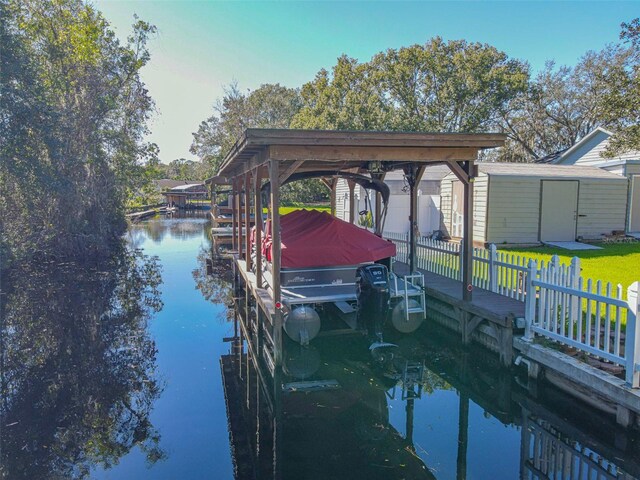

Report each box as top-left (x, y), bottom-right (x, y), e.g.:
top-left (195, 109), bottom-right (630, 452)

top-left (536, 127), bottom-right (640, 234)
top-left (440, 163), bottom-right (628, 245)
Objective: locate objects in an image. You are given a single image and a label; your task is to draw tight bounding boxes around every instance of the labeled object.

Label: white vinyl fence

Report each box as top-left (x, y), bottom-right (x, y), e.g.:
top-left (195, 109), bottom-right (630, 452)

top-left (524, 260), bottom-right (640, 388)
top-left (383, 232), bottom-right (640, 387)
top-left (384, 232), bottom-right (539, 301)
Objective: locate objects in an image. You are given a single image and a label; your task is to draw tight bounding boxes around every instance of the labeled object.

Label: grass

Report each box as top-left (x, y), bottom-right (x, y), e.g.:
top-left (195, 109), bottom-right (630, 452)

top-left (501, 242), bottom-right (640, 291)
top-left (263, 204), bottom-right (331, 215)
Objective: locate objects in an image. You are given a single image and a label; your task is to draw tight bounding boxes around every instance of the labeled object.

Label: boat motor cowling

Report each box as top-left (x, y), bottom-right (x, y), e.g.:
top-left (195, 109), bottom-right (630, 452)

top-left (356, 264), bottom-right (391, 342)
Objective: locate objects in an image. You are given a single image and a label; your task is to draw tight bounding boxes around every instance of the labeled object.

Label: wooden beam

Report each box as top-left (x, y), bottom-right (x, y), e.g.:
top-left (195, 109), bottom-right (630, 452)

top-left (242, 128), bottom-right (506, 148)
top-left (278, 159), bottom-right (305, 184)
top-left (244, 174), bottom-right (251, 270)
top-left (268, 145), bottom-right (479, 163)
top-left (320, 178), bottom-right (333, 190)
top-left (269, 159), bottom-right (283, 366)
top-left (447, 161), bottom-right (471, 184)
top-left (254, 168), bottom-right (263, 288)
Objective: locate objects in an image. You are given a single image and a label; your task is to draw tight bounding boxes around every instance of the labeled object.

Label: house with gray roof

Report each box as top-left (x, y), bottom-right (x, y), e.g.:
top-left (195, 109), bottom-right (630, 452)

top-left (535, 127), bottom-right (640, 234)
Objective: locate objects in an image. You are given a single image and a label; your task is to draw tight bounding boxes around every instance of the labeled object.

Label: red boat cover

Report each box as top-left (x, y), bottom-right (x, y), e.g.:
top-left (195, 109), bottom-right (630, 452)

top-left (261, 209), bottom-right (396, 268)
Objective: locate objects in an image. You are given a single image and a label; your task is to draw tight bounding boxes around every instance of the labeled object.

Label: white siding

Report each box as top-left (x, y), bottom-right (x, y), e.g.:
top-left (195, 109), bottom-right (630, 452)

top-left (626, 164), bottom-right (640, 176)
top-left (335, 178), bottom-right (350, 221)
top-left (440, 179), bottom-right (452, 235)
top-left (576, 179), bottom-right (627, 239)
top-left (474, 175), bottom-right (489, 243)
top-left (486, 177), bottom-right (541, 244)
top-left (565, 132), bottom-right (640, 167)
top-left (440, 173), bottom-right (488, 242)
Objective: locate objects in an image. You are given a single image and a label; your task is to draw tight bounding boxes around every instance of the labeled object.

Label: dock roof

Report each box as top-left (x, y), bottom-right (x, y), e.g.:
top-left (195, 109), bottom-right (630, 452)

top-left (217, 128), bottom-right (505, 179)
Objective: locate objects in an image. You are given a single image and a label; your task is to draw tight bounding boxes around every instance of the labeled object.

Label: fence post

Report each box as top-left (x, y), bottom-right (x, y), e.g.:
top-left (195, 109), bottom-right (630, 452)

top-left (406, 231), bottom-right (410, 264)
top-left (570, 257), bottom-right (581, 324)
top-left (489, 244), bottom-right (498, 292)
top-left (523, 259), bottom-right (538, 342)
top-left (458, 242), bottom-right (464, 282)
top-left (625, 282), bottom-right (640, 388)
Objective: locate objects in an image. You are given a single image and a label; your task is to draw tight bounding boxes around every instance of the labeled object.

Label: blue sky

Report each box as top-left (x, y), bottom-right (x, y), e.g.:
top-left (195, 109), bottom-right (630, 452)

top-left (94, 1), bottom-right (639, 163)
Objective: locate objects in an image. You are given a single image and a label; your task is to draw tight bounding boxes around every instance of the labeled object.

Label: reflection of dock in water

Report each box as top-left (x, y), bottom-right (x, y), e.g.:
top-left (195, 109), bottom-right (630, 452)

top-left (221, 300), bottom-right (640, 480)
top-left (220, 346), bottom-right (436, 479)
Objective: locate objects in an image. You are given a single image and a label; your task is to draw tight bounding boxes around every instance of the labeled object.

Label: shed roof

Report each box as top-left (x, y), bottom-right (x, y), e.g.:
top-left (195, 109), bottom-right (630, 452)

top-left (469, 162), bottom-right (626, 180)
top-left (155, 179), bottom-right (200, 189)
top-left (169, 183), bottom-right (205, 191)
top-left (217, 128), bottom-right (505, 179)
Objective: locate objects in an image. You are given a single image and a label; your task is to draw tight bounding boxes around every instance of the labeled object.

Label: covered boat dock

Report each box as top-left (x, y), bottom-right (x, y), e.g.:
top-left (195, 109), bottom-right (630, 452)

top-left (213, 128), bottom-right (507, 368)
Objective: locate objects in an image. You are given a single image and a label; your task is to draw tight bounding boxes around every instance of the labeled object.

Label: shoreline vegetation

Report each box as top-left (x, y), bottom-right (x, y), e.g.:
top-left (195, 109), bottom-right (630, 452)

top-left (0, 0), bottom-right (156, 270)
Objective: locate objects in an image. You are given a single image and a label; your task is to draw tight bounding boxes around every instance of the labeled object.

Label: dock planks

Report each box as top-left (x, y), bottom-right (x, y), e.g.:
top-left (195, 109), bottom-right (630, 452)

top-left (393, 260), bottom-right (525, 325)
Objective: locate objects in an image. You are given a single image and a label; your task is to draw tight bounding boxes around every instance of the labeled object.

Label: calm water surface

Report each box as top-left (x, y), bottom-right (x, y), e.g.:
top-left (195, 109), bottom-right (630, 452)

top-left (1, 213), bottom-right (638, 479)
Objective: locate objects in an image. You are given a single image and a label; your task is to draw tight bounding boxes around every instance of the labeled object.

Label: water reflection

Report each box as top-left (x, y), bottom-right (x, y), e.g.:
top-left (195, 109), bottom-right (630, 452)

top-left (128, 211), bottom-right (209, 246)
top-left (223, 291), bottom-right (640, 480)
top-left (0, 248), bottom-right (164, 479)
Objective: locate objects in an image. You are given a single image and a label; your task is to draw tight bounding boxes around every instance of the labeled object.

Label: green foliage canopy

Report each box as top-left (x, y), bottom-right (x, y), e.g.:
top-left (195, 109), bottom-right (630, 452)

top-left (0, 0), bottom-right (157, 267)
top-left (599, 18), bottom-right (640, 156)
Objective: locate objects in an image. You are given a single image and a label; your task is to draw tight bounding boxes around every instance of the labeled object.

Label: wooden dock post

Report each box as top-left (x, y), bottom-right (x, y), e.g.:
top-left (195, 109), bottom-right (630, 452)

top-left (373, 172), bottom-right (386, 235)
top-left (244, 174), bottom-right (252, 271)
top-left (269, 158), bottom-right (283, 367)
top-left (406, 165), bottom-right (426, 273)
top-left (446, 160), bottom-right (476, 302)
top-left (254, 168), bottom-right (263, 288)
top-left (238, 178), bottom-right (244, 259)
top-left (231, 179), bottom-right (237, 251)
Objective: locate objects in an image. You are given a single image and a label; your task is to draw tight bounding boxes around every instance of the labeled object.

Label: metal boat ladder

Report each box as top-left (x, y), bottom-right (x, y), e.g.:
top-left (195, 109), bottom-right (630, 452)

top-left (392, 272), bottom-right (426, 322)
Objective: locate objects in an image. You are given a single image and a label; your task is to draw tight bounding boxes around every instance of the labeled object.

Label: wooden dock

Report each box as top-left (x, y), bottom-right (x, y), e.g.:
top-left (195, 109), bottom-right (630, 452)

top-left (393, 260), bottom-right (640, 428)
top-left (394, 260), bottom-right (524, 366)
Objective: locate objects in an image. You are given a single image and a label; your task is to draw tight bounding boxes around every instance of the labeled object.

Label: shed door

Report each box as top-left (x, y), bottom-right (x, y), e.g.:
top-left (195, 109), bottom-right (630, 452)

top-left (630, 176), bottom-right (640, 233)
top-left (540, 181), bottom-right (578, 242)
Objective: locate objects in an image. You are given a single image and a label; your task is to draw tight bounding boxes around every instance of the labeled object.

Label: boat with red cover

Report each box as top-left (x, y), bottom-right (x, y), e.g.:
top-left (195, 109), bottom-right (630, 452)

top-left (251, 209), bottom-right (425, 345)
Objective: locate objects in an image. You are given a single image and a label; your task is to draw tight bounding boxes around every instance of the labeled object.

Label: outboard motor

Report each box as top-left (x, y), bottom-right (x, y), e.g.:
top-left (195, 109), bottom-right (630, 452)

top-left (356, 264), bottom-right (392, 346)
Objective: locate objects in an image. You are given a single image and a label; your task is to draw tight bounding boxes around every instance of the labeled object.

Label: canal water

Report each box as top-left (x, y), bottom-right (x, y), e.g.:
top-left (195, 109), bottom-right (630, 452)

top-left (1, 212), bottom-right (638, 479)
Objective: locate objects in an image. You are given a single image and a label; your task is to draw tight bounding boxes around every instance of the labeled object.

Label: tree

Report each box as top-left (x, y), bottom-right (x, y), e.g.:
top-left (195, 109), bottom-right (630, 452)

top-left (0, 0), bottom-right (156, 267)
top-left (292, 38), bottom-right (529, 134)
top-left (291, 55), bottom-right (390, 130)
top-left (599, 19), bottom-right (640, 155)
top-left (191, 83), bottom-right (329, 203)
top-left (191, 83), bottom-right (302, 173)
top-left (498, 45), bottom-right (632, 162)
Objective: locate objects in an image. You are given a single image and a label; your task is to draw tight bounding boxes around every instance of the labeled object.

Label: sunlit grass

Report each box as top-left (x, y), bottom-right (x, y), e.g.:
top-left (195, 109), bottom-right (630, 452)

top-left (263, 205), bottom-right (331, 215)
top-left (501, 242), bottom-right (640, 291)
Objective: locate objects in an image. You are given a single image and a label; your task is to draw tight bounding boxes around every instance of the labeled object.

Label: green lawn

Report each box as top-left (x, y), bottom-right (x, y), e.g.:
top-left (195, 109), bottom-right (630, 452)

top-left (263, 205), bottom-right (331, 215)
top-left (501, 242), bottom-right (640, 291)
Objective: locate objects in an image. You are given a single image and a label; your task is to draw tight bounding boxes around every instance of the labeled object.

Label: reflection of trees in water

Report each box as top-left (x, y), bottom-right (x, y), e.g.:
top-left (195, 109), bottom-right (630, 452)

top-left (129, 213), bottom-right (209, 244)
top-left (0, 247), bottom-right (165, 479)
top-left (193, 247), bottom-right (234, 320)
